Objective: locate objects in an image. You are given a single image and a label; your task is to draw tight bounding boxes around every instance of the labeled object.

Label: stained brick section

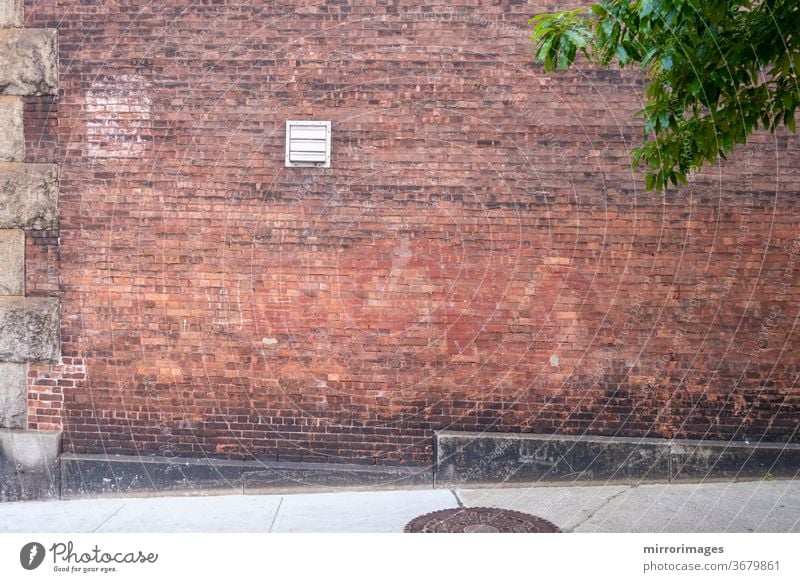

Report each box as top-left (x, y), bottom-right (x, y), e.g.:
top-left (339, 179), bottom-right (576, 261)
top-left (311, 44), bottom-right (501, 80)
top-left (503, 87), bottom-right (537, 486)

top-left (27, 359), bottom-right (74, 431)
top-left (23, 1), bottom-right (800, 465)
top-left (23, 95), bottom-right (57, 162)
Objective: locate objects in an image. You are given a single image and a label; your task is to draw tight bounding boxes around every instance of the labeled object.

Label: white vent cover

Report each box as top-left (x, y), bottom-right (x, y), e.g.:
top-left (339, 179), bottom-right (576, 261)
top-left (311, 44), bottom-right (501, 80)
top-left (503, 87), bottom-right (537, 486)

top-left (285, 120), bottom-right (331, 168)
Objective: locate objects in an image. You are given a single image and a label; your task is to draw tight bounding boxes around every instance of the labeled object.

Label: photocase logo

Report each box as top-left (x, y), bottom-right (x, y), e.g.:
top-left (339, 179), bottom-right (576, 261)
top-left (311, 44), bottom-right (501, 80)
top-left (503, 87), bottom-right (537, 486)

top-left (20, 542), bottom-right (46, 570)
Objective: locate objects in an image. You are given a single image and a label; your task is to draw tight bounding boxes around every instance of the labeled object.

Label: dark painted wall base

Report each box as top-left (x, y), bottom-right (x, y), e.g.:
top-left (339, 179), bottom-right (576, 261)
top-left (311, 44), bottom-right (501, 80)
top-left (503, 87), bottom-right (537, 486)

top-left (60, 454), bottom-right (434, 498)
top-left (434, 431), bottom-right (800, 486)
top-left (4, 432), bottom-right (797, 501)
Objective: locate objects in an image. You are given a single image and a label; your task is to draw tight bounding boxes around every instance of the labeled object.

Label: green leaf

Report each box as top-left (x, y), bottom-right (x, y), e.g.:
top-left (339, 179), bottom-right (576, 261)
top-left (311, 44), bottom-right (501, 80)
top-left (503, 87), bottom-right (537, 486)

top-left (537, 35), bottom-right (555, 65)
top-left (529, 14), bottom-right (552, 26)
top-left (669, 171), bottom-right (678, 186)
top-left (640, 46), bottom-right (659, 68)
top-left (590, 4), bottom-right (607, 17)
top-left (615, 44), bottom-right (629, 65)
top-left (564, 29), bottom-right (587, 49)
top-left (528, 0), bottom-right (800, 193)
top-left (659, 111), bottom-right (670, 131)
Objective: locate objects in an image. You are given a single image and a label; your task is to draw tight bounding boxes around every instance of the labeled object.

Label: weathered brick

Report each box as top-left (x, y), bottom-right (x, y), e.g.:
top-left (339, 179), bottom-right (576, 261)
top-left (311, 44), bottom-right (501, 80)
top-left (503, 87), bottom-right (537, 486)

top-left (18, 0), bottom-right (800, 465)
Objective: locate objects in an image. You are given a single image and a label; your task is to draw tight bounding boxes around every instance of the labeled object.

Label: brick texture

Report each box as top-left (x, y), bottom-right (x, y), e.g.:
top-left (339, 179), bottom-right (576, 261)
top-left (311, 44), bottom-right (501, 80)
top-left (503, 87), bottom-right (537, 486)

top-left (23, 1), bottom-right (800, 465)
top-left (27, 358), bottom-right (72, 432)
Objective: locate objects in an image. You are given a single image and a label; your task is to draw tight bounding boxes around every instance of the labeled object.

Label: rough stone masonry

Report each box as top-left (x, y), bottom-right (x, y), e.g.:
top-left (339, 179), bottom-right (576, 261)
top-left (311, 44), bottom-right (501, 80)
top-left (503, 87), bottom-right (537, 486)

top-left (6, 0), bottom-right (799, 494)
top-left (0, 0), bottom-right (60, 501)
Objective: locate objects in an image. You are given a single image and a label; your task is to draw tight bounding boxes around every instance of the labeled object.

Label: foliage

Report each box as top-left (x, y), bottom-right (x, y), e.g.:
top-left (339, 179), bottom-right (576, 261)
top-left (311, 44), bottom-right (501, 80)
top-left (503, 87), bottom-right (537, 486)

top-left (530, 1), bottom-right (800, 190)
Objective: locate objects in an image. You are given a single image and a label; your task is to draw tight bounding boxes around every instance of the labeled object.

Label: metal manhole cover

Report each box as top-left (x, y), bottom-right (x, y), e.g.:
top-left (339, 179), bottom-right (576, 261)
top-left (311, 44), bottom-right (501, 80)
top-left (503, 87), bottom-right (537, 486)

top-left (404, 507), bottom-right (560, 533)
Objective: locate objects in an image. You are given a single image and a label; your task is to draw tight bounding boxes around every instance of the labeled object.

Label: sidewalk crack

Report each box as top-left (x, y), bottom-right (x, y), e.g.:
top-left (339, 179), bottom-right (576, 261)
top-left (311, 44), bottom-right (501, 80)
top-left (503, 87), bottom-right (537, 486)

top-left (268, 497), bottom-right (284, 533)
top-left (563, 486), bottom-right (631, 533)
top-left (91, 503), bottom-right (126, 533)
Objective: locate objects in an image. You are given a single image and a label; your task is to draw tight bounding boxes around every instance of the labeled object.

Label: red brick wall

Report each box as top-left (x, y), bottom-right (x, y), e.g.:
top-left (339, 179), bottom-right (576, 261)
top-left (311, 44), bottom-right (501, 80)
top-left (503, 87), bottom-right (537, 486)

top-left (23, 1), bottom-right (800, 465)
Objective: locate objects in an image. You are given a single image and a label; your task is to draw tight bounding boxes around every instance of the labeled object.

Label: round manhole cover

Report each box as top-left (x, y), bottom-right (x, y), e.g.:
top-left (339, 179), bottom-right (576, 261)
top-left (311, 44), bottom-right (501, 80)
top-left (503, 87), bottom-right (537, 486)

top-left (404, 507), bottom-right (560, 533)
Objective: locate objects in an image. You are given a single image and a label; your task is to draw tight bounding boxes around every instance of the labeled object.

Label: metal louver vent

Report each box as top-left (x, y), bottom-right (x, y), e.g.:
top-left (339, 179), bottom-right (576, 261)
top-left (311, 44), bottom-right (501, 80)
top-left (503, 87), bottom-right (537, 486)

top-left (285, 120), bottom-right (331, 168)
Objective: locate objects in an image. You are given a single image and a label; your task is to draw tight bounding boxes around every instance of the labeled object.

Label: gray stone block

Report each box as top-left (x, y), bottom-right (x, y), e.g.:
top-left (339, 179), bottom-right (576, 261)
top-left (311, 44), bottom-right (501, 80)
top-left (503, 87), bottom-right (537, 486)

top-left (242, 460), bottom-right (433, 493)
top-left (435, 431), bottom-right (800, 486)
top-left (61, 454), bottom-right (243, 498)
top-left (0, 363), bottom-right (26, 429)
top-left (0, 296), bottom-right (59, 362)
top-left (0, 162), bottom-right (58, 230)
top-left (0, 228), bottom-right (24, 295)
top-left (0, 1), bottom-right (23, 28)
top-left (0, 96), bottom-right (23, 161)
top-left (0, 28), bottom-right (57, 96)
top-left (669, 439), bottom-right (800, 481)
top-left (435, 431), bottom-right (671, 486)
top-left (59, 453), bottom-right (434, 498)
top-left (0, 429), bottom-right (61, 501)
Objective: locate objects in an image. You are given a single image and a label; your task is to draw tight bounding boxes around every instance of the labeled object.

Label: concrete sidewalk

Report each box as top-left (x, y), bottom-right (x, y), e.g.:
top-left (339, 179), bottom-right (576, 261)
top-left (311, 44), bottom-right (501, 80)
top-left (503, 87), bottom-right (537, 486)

top-left (0, 479), bottom-right (797, 533)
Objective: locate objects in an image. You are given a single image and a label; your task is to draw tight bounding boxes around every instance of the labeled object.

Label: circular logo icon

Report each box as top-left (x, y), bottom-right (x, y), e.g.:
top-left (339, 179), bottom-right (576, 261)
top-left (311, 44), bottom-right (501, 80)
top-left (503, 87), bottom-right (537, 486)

top-left (20, 542), bottom-right (46, 570)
